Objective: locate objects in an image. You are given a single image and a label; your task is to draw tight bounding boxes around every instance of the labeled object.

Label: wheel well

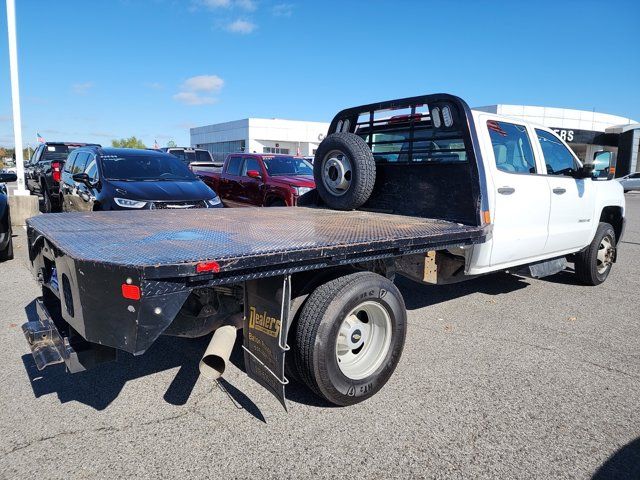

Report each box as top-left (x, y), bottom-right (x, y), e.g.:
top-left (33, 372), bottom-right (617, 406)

top-left (266, 195), bottom-right (286, 206)
top-left (600, 206), bottom-right (623, 242)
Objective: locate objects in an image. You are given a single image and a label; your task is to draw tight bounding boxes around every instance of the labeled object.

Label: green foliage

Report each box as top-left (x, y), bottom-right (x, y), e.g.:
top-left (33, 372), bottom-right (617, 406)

top-left (111, 136), bottom-right (146, 149)
top-left (166, 140), bottom-right (177, 148)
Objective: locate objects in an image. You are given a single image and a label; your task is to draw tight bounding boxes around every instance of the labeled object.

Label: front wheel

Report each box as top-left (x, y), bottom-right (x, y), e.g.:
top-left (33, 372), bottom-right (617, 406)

top-left (574, 222), bottom-right (616, 286)
top-left (292, 271), bottom-right (407, 406)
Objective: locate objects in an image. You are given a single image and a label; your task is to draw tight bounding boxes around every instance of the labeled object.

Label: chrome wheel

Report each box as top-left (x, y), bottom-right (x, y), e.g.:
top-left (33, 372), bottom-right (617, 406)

top-left (596, 235), bottom-right (614, 274)
top-left (335, 301), bottom-right (392, 380)
top-left (322, 150), bottom-right (352, 197)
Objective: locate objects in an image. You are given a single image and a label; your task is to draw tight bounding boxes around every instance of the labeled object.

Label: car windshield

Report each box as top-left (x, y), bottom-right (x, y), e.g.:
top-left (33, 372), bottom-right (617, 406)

top-left (262, 156), bottom-right (313, 176)
top-left (101, 153), bottom-right (197, 181)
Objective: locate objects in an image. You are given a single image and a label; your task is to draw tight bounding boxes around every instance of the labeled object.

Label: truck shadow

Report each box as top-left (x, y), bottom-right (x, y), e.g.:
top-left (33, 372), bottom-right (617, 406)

top-left (396, 272), bottom-right (532, 310)
top-left (21, 302), bottom-right (328, 416)
top-left (19, 271), bottom-right (567, 415)
top-left (591, 436), bottom-right (640, 479)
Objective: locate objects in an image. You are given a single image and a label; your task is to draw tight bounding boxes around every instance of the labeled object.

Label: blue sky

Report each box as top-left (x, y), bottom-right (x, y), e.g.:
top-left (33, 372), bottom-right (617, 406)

top-left (0, 0), bottom-right (638, 148)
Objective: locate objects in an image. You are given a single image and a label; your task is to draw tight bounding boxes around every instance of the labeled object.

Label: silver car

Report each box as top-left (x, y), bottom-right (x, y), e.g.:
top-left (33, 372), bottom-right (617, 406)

top-left (617, 172), bottom-right (640, 192)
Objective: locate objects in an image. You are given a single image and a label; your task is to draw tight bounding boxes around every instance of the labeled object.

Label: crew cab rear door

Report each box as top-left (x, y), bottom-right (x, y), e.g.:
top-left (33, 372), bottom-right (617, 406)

top-left (534, 128), bottom-right (595, 253)
top-left (483, 118), bottom-right (551, 267)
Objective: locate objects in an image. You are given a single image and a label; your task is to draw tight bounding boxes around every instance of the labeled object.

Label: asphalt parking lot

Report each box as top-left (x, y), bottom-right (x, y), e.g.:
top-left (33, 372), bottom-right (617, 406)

top-left (0, 193), bottom-right (638, 479)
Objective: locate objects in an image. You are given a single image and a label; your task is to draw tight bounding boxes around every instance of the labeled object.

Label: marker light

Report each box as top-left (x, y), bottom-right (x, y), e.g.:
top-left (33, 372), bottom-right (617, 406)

top-left (196, 261), bottom-right (220, 273)
top-left (121, 283), bottom-right (141, 300)
top-left (442, 105), bottom-right (454, 127)
top-left (431, 107), bottom-right (442, 128)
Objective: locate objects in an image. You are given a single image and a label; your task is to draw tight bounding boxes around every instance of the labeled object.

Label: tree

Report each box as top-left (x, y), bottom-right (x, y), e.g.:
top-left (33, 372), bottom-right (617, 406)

top-left (111, 136), bottom-right (146, 149)
top-left (166, 140), bottom-right (177, 148)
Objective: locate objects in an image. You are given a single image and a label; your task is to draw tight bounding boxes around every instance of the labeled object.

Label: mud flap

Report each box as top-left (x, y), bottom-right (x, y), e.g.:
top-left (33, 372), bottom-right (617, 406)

top-left (242, 275), bottom-right (291, 410)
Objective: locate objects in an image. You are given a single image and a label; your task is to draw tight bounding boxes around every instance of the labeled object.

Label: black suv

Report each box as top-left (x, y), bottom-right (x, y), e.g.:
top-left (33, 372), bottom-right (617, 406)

top-left (59, 147), bottom-right (222, 211)
top-left (26, 142), bottom-right (99, 212)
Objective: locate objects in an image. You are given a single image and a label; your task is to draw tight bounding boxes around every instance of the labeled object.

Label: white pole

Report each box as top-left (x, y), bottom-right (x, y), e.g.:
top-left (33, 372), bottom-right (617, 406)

top-left (6, 0), bottom-right (28, 195)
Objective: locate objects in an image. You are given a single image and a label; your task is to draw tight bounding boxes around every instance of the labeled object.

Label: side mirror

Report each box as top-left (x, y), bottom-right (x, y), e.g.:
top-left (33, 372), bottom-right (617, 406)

top-left (247, 170), bottom-right (262, 179)
top-left (0, 172), bottom-right (17, 183)
top-left (575, 163), bottom-right (595, 179)
top-left (592, 150), bottom-right (614, 179)
top-left (72, 172), bottom-right (92, 186)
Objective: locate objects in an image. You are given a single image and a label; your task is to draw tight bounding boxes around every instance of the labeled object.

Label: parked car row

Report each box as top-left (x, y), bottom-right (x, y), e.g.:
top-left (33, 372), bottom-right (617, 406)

top-left (0, 171), bottom-right (18, 261)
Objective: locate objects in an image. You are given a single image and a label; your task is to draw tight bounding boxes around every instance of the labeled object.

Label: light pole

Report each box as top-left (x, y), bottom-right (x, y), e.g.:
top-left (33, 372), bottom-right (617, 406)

top-left (5, 0), bottom-right (28, 195)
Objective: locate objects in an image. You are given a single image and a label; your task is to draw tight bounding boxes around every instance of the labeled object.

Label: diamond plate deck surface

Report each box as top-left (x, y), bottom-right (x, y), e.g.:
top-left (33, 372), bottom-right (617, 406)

top-left (27, 208), bottom-right (483, 269)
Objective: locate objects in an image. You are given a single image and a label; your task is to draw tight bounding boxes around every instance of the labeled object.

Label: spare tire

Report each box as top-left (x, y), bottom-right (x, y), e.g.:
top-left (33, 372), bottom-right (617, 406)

top-left (313, 132), bottom-right (376, 210)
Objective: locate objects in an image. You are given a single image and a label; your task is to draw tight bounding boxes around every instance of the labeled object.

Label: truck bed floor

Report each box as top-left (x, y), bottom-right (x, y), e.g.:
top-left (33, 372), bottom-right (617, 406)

top-left (27, 208), bottom-right (487, 277)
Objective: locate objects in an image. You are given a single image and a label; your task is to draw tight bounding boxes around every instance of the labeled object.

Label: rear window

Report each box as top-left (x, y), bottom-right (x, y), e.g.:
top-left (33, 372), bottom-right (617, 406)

top-left (42, 144), bottom-right (80, 162)
top-left (195, 150), bottom-right (212, 162)
top-left (101, 153), bottom-right (196, 181)
top-left (355, 113), bottom-right (467, 164)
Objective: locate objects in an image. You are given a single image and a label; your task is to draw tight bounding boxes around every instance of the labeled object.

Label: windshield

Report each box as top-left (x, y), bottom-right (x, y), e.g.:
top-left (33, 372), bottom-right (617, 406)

top-left (101, 153), bottom-right (197, 181)
top-left (262, 156), bottom-right (313, 176)
top-left (42, 144), bottom-right (79, 162)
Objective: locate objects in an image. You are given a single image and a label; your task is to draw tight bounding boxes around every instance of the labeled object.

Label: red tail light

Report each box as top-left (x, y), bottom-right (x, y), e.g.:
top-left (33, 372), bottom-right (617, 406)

top-left (51, 161), bottom-right (61, 183)
top-left (196, 261), bottom-right (220, 273)
top-left (121, 284), bottom-right (141, 300)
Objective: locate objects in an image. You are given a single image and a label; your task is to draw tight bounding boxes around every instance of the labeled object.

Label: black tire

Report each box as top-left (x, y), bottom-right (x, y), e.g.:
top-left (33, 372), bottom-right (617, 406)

top-left (42, 188), bottom-right (52, 213)
top-left (267, 198), bottom-right (286, 207)
top-left (0, 214), bottom-right (13, 262)
top-left (292, 271), bottom-right (406, 406)
top-left (574, 222), bottom-right (616, 286)
top-left (313, 132), bottom-right (376, 210)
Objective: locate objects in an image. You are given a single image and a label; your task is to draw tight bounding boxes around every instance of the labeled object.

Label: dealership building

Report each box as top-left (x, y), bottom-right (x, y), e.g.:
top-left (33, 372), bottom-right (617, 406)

top-left (190, 118), bottom-right (329, 161)
top-left (191, 105), bottom-right (639, 175)
top-left (475, 105), bottom-right (639, 176)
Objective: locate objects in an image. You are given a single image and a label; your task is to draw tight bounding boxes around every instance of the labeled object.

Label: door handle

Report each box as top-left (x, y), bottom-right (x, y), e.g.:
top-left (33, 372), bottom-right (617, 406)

top-left (553, 187), bottom-right (566, 195)
top-left (497, 187), bottom-right (515, 195)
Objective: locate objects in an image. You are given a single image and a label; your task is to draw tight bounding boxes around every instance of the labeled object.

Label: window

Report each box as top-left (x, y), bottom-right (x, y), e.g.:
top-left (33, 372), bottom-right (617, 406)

top-left (225, 156), bottom-right (242, 175)
top-left (63, 152), bottom-right (78, 173)
top-left (85, 156), bottom-right (98, 181)
top-left (487, 120), bottom-right (536, 174)
top-left (242, 157), bottom-right (261, 176)
top-left (195, 150), bottom-right (212, 162)
top-left (263, 147), bottom-right (290, 154)
top-left (357, 119), bottom-right (467, 164)
top-left (262, 156), bottom-right (313, 176)
top-left (72, 152), bottom-right (90, 174)
top-left (536, 129), bottom-right (578, 175)
top-left (42, 144), bottom-right (74, 162)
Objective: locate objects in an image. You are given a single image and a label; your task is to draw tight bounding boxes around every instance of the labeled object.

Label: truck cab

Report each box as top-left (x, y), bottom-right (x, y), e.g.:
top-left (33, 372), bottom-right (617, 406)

top-left (467, 111), bottom-right (624, 274)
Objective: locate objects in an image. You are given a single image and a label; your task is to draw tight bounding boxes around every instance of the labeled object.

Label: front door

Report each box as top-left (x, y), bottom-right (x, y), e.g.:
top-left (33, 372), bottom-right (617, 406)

top-left (484, 119), bottom-right (551, 267)
top-left (239, 156), bottom-right (263, 205)
top-left (535, 129), bottom-right (596, 254)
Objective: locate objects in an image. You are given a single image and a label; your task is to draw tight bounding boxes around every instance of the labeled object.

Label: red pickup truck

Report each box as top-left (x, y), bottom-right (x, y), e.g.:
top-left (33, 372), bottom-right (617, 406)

top-left (193, 153), bottom-right (315, 207)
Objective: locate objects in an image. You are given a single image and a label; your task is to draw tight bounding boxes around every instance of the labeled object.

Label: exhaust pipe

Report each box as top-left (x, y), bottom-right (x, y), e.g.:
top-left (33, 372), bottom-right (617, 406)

top-left (199, 325), bottom-right (238, 380)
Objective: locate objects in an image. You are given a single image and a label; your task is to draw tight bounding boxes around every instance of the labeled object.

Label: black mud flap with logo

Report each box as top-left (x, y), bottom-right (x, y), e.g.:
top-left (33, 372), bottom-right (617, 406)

top-left (243, 275), bottom-right (291, 410)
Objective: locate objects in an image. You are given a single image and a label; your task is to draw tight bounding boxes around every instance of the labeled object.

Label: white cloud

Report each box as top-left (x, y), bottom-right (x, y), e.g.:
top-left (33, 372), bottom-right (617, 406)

top-left (181, 74), bottom-right (224, 93)
top-left (272, 3), bottom-right (293, 17)
top-left (173, 92), bottom-right (217, 106)
top-left (174, 74), bottom-right (224, 106)
top-left (226, 19), bottom-right (256, 34)
top-left (236, 0), bottom-right (257, 11)
top-left (72, 82), bottom-right (94, 95)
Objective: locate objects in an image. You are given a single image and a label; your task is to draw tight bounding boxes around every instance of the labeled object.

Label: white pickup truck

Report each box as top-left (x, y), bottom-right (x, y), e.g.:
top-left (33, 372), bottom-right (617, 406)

top-left (23, 93), bottom-right (625, 409)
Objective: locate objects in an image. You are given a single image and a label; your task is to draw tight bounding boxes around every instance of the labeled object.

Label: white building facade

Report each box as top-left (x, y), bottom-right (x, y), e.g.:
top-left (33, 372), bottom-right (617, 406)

top-left (191, 118), bottom-right (329, 161)
top-left (475, 105), bottom-right (640, 175)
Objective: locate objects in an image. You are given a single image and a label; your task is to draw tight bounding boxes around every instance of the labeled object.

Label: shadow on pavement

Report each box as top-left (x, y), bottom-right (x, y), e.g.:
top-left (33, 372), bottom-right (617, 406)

top-left (592, 437), bottom-right (640, 479)
top-left (20, 271), bottom-right (571, 413)
top-left (396, 272), bottom-right (532, 310)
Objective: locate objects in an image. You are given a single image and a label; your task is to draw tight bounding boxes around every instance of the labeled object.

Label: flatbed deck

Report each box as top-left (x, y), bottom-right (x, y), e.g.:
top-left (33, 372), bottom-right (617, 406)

top-left (27, 208), bottom-right (487, 281)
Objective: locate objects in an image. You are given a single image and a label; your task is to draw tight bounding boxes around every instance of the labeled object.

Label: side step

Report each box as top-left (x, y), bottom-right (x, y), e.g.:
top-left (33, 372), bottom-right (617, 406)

top-left (524, 257), bottom-right (567, 279)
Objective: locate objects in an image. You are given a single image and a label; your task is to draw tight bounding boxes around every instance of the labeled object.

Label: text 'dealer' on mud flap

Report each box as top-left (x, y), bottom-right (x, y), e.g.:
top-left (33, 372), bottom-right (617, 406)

top-left (242, 275), bottom-right (291, 410)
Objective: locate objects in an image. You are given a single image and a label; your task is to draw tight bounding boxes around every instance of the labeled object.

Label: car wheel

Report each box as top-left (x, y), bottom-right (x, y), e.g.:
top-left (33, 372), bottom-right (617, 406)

top-left (292, 271), bottom-right (406, 406)
top-left (42, 189), bottom-right (52, 213)
top-left (313, 133), bottom-right (376, 210)
top-left (267, 198), bottom-right (286, 207)
top-left (574, 222), bottom-right (616, 286)
top-left (0, 218), bottom-right (13, 262)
